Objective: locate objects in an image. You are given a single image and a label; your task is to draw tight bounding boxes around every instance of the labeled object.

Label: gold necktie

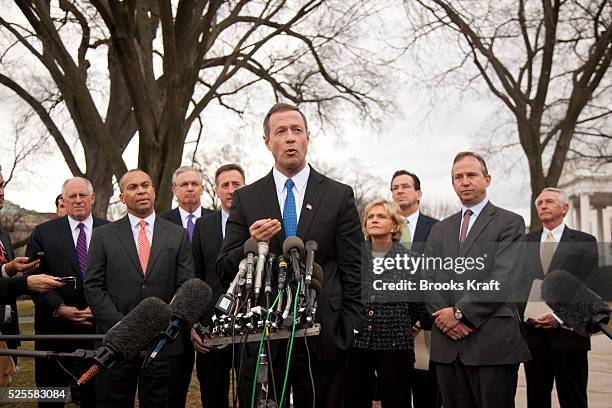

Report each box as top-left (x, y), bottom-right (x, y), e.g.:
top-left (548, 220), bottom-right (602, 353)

top-left (540, 231), bottom-right (554, 274)
top-left (401, 220), bottom-right (412, 249)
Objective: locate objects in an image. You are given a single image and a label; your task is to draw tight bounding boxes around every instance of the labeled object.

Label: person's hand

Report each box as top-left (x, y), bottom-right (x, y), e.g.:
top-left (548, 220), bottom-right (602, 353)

top-left (79, 307), bottom-right (94, 321)
top-left (26, 274), bottom-right (64, 293)
top-left (4, 257), bottom-right (40, 276)
top-left (446, 322), bottom-right (473, 340)
top-left (56, 305), bottom-right (93, 325)
top-left (532, 313), bottom-right (560, 329)
top-left (249, 219), bottom-right (282, 242)
top-left (433, 307), bottom-right (459, 333)
top-left (191, 328), bottom-right (210, 354)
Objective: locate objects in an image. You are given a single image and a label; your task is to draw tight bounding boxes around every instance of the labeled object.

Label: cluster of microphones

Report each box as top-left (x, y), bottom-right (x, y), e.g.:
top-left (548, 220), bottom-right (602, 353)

top-left (198, 237), bottom-right (323, 345)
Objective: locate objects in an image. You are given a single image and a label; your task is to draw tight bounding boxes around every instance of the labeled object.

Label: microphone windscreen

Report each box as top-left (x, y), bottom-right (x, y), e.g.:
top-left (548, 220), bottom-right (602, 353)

top-left (542, 269), bottom-right (610, 336)
top-left (244, 238), bottom-right (258, 256)
top-left (283, 236), bottom-right (305, 258)
top-left (305, 240), bottom-right (318, 252)
top-left (309, 277), bottom-right (322, 294)
top-left (170, 278), bottom-right (213, 325)
top-left (104, 297), bottom-right (171, 359)
top-left (313, 263), bottom-right (324, 283)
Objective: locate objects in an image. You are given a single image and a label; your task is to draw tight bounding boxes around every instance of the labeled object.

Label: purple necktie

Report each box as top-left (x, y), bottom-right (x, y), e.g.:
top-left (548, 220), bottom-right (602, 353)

top-left (459, 209), bottom-right (473, 247)
top-left (76, 223), bottom-right (88, 275)
top-left (187, 214), bottom-right (195, 242)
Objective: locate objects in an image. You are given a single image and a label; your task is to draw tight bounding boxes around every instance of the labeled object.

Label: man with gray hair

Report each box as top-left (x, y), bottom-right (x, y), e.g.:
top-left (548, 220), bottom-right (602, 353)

top-left (26, 176), bottom-right (109, 407)
top-left (159, 165), bottom-right (213, 407)
top-left (521, 187), bottom-right (598, 408)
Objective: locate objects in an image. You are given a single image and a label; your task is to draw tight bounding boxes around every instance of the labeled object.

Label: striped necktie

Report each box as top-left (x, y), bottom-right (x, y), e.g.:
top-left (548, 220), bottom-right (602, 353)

top-left (75, 223), bottom-right (87, 275)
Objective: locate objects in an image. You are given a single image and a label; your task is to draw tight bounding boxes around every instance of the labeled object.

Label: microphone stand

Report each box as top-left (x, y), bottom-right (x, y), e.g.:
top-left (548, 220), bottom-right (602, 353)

top-left (0, 334), bottom-right (104, 341)
top-left (0, 348), bottom-right (96, 359)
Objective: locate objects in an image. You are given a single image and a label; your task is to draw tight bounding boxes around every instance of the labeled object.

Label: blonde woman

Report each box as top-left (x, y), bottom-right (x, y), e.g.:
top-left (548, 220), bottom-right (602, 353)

top-left (347, 198), bottom-right (428, 408)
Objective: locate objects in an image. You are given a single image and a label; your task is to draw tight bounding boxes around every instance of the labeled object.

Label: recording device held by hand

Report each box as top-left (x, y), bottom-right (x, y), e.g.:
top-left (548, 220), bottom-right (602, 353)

top-left (27, 251), bottom-right (44, 264)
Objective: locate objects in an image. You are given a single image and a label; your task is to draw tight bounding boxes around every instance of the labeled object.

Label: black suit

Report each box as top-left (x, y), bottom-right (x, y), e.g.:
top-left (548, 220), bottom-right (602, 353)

top-left (424, 201), bottom-right (531, 408)
top-left (217, 167), bottom-right (363, 407)
top-left (522, 226), bottom-right (597, 408)
top-left (25, 215), bottom-right (108, 407)
top-left (0, 229), bottom-right (20, 351)
top-left (84, 215), bottom-right (194, 408)
top-left (159, 206), bottom-right (213, 408)
top-left (192, 210), bottom-right (234, 408)
top-left (407, 212), bottom-right (440, 408)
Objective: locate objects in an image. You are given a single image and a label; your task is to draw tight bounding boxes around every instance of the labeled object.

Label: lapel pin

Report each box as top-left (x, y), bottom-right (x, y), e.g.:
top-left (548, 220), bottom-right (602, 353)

top-left (306, 204), bottom-right (312, 210)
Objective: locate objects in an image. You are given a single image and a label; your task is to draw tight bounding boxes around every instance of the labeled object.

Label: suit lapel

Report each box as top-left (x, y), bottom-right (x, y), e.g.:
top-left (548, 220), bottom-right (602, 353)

top-left (459, 201), bottom-right (494, 256)
top-left (413, 214), bottom-right (428, 243)
top-left (57, 217), bottom-right (79, 274)
top-left (296, 168), bottom-right (324, 238)
top-left (528, 231), bottom-right (544, 277)
top-left (549, 226), bottom-right (573, 272)
top-left (146, 219), bottom-right (169, 278)
top-left (258, 171), bottom-right (284, 250)
top-left (213, 211), bottom-right (223, 254)
top-left (447, 212), bottom-right (462, 257)
top-left (116, 217), bottom-right (143, 277)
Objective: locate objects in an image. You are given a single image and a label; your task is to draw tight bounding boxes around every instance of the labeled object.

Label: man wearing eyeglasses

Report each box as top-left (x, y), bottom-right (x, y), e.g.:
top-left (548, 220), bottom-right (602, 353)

top-left (26, 177), bottom-right (108, 408)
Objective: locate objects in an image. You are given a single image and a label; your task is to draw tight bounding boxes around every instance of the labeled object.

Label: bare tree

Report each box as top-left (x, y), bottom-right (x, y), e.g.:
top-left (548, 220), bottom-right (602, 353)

top-left (0, 0), bottom-right (395, 216)
top-left (404, 0), bottom-right (612, 229)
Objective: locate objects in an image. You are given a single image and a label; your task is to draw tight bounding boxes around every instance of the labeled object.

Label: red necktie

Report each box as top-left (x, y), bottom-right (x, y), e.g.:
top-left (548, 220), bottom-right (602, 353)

top-left (459, 209), bottom-right (473, 247)
top-left (0, 240), bottom-right (8, 263)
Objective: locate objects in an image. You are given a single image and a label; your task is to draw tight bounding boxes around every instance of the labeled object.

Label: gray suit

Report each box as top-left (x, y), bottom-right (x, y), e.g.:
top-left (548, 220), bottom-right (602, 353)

top-left (84, 215), bottom-right (194, 407)
top-left (424, 201), bottom-right (530, 407)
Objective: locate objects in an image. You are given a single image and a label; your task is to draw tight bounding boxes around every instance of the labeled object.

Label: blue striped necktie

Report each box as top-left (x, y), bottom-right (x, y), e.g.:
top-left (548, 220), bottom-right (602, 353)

top-left (76, 223), bottom-right (87, 275)
top-left (283, 179), bottom-right (297, 237)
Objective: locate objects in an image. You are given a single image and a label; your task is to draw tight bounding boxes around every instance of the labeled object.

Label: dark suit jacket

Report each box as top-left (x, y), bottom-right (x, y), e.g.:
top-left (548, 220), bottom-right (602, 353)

top-left (424, 201), bottom-right (531, 365)
top-left (25, 216), bottom-right (108, 345)
top-left (410, 212), bottom-right (438, 255)
top-left (192, 211), bottom-right (224, 324)
top-left (0, 229), bottom-right (21, 343)
top-left (521, 226), bottom-right (598, 351)
top-left (217, 167), bottom-right (364, 351)
top-left (84, 215), bottom-right (194, 355)
top-left (159, 206), bottom-right (214, 227)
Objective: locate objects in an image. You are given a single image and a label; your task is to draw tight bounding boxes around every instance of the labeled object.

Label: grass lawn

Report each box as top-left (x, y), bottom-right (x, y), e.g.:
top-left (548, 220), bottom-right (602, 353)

top-left (8, 300), bottom-right (205, 408)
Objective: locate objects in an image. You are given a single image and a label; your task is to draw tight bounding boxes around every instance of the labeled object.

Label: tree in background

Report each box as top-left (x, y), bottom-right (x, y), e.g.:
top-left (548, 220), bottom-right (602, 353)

top-left (404, 0), bottom-right (611, 229)
top-left (0, 0), bottom-right (395, 216)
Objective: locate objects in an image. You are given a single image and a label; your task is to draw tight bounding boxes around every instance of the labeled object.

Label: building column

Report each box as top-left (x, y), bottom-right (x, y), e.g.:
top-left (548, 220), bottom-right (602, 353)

top-left (579, 193), bottom-right (591, 234)
top-left (595, 206), bottom-right (604, 243)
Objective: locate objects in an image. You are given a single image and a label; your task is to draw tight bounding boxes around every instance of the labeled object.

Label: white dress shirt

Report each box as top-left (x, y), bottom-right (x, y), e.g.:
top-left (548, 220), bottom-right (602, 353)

top-left (68, 214), bottom-right (94, 249)
top-left (178, 206), bottom-right (202, 229)
top-left (273, 164), bottom-right (310, 222)
top-left (541, 223), bottom-right (565, 246)
top-left (221, 209), bottom-right (230, 239)
top-left (405, 210), bottom-right (420, 242)
top-left (128, 212), bottom-right (156, 250)
top-left (459, 197), bottom-right (489, 240)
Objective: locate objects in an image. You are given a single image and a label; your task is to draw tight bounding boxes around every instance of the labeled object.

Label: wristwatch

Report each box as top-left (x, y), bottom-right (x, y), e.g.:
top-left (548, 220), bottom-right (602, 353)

top-left (453, 305), bottom-right (463, 320)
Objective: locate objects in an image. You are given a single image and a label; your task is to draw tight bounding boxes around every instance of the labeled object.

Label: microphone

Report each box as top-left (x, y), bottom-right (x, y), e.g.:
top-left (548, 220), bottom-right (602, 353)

top-left (244, 238), bottom-right (258, 297)
top-left (254, 241), bottom-right (269, 299)
top-left (541, 269), bottom-right (611, 339)
top-left (283, 236), bottom-right (305, 281)
top-left (216, 259), bottom-right (247, 315)
top-left (264, 253), bottom-right (277, 296)
top-left (277, 256), bottom-right (288, 292)
top-left (304, 240), bottom-right (318, 287)
top-left (144, 278), bottom-right (213, 367)
top-left (77, 297), bottom-right (171, 385)
top-left (308, 263), bottom-right (324, 306)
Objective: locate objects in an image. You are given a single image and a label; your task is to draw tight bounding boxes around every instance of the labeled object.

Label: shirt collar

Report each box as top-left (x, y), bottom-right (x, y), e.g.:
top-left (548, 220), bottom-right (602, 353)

top-left (543, 223), bottom-right (565, 241)
top-left (178, 206), bottom-right (201, 221)
top-left (405, 209), bottom-right (420, 227)
top-left (272, 164), bottom-right (310, 196)
top-left (128, 212), bottom-right (156, 229)
top-left (68, 214), bottom-right (93, 232)
top-left (462, 197), bottom-right (489, 218)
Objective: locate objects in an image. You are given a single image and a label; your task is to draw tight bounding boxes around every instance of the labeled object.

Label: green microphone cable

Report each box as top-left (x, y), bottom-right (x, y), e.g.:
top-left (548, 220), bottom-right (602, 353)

top-left (279, 280), bottom-right (301, 407)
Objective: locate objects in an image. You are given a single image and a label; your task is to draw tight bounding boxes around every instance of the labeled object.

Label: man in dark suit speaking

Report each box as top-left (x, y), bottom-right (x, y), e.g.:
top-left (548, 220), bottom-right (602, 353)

top-left (217, 103), bottom-right (363, 407)
top-left (522, 188), bottom-right (598, 408)
top-left (424, 152), bottom-right (530, 408)
top-left (84, 169), bottom-right (194, 408)
top-left (26, 177), bottom-right (108, 407)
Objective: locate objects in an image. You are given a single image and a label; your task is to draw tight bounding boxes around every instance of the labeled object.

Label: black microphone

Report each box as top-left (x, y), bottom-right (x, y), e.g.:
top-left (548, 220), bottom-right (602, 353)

top-left (308, 263), bottom-right (324, 306)
top-left (283, 236), bottom-right (305, 281)
top-left (244, 238), bottom-right (258, 296)
top-left (304, 240), bottom-right (318, 287)
top-left (254, 241), bottom-right (269, 299)
top-left (541, 269), bottom-right (611, 339)
top-left (264, 252), bottom-right (277, 295)
top-left (277, 255), bottom-right (288, 292)
top-left (144, 278), bottom-right (213, 367)
top-left (77, 297), bottom-right (171, 385)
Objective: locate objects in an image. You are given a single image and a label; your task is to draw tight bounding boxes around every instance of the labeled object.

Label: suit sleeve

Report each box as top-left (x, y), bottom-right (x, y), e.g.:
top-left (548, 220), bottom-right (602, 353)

top-left (175, 229), bottom-right (195, 289)
top-left (456, 213), bottom-right (525, 329)
top-left (83, 229), bottom-right (124, 332)
top-left (336, 186), bottom-right (364, 333)
top-left (216, 191), bottom-right (249, 286)
top-left (0, 275), bottom-right (28, 303)
top-left (26, 226), bottom-right (66, 312)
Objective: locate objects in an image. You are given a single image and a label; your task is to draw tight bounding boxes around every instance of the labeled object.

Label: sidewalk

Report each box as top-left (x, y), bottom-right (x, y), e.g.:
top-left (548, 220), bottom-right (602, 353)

top-left (515, 333), bottom-right (612, 408)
